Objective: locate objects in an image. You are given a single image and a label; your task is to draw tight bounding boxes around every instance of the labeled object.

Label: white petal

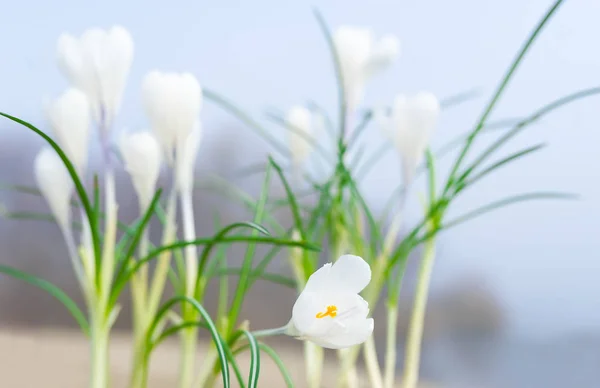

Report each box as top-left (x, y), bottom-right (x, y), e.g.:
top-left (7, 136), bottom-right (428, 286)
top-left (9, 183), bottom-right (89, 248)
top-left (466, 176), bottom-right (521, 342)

top-left (391, 92), bottom-right (440, 179)
top-left (46, 88), bottom-right (91, 175)
top-left (119, 131), bottom-right (162, 210)
top-left (334, 26), bottom-right (373, 109)
top-left (329, 254), bottom-right (371, 294)
top-left (176, 122), bottom-right (202, 193)
top-left (34, 147), bottom-right (73, 229)
top-left (142, 71), bottom-right (202, 161)
top-left (310, 318), bottom-right (374, 349)
top-left (286, 106), bottom-right (312, 164)
top-left (291, 290), bottom-right (363, 338)
top-left (101, 26), bottom-right (134, 124)
top-left (57, 26), bottom-right (133, 125)
top-left (364, 34), bottom-right (400, 79)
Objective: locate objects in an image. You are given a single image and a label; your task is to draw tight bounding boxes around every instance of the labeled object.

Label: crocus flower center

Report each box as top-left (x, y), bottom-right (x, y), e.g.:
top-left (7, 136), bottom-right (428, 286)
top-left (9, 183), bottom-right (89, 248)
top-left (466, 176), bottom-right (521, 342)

top-left (316, 305), bottom-right (338, 319)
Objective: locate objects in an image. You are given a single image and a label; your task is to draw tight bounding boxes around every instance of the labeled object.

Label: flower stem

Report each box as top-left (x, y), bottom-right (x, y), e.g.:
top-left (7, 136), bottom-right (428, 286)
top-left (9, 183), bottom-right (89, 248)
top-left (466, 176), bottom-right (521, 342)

top-left (363, 336), bottom-right (383, 388)
top-left (401, 237), bottom-right (436, 388)
top-left (90, 312), bottom-right (110, 388)
top-left (178, 327), bottom-right (198, 388)
top-left (251, 324), bottom-right (290, 338)
top-left (304, 341), bottom-right (324, 388)
top-left (383, 304), bottom-right (399, 388)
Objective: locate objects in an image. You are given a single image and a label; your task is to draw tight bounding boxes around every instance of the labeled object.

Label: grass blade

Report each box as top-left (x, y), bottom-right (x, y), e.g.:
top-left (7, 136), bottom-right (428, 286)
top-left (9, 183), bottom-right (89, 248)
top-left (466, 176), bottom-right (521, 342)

top-left (444, 0), bottom-right (565, 192)
top-left (459, 143), bottom-right (546, 190)
top-left (0, 113), bottom-right (101, 282)
top-left (203, 88), bottom-right (290, 157)
top-left (0, 264), bottom-right (89, 335)
top-left (443, 191), bottom-right (577, 231)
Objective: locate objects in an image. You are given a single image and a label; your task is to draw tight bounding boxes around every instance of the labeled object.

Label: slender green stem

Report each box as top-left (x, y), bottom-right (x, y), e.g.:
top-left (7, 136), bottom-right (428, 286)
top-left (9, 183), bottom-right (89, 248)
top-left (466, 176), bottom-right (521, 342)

top-left (443, 0), bottom-right (565, 193)
top-left (305, 341), bottom-right (324, 388)
top-left (401, 237), bottom-right (436, 388)
top-left (363, 336), bottom-right (383, 388)
top-left (383, 305), bottom-right (399, 388)
top-left (251, 324), bottom-right (289, 338)
top-left (90, 308), bottom-right (110, 388)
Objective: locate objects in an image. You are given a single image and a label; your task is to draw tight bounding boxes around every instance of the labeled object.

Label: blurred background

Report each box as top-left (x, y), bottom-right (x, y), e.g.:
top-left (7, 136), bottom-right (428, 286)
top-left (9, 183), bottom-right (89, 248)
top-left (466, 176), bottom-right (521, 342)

top-left (0, 0), bottom-right (599, 387)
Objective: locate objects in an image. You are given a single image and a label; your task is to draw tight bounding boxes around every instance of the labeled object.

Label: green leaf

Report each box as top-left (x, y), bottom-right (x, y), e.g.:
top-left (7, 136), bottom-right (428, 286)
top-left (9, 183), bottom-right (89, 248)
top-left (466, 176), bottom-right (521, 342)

top-left (306, 99), bottom-right (337, 141)
top-left (268, 157), bottom-right (306, 240)
top-left (228, 165), bottom-right (273, 336)
top-left (0, 264), bottom-right (89, 335)
top-left (313, 9), bottom-right (347, 140)
top-left (457, 86), bottom-right (600, 184)
top-left (112, 234), bottom-right (314, 308)
top-left (148, 296), bottom-right (230, 388)
top-left (213, 268), bottom-right (296, 288)
top-left (0, 113), bottom-right (101, 283)
top-left (443, 0), bottom-right (565, 193)
top-left (239, 330), bottom-right (261, 388)
top-left (442, 191), bottom-right (577, 231)
top-left (111, 189), bottom-right (163, 296)
top-left (459, 143), bottom-right (546, 190)
top-left (343, 169), bottom-right (382, 253)
top-left (196, 175), bottom-right (285, 234)
top-left (256, 343), bottom-right (294, 388)
top-left (203, 88), bottom-right (290, 158)
top-left (0, 210), bottom-right (83, 230)
top-left (264, 111), bottom-right (333, 164)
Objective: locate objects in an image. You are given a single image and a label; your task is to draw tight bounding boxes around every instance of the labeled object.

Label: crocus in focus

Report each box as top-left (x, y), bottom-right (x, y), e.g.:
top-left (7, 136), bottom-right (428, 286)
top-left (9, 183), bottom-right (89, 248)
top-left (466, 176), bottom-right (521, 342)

top-left (287, 254), bottom-right (374, 349)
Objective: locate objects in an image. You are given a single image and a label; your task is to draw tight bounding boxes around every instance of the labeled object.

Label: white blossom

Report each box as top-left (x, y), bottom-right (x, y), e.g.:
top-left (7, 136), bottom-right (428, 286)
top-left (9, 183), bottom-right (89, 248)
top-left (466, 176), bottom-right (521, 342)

top-left (118, 131), bottom-right (162, 211)
top-left (377, 92), bottom-right (440, 184)
top-left (334, 26), bottom-right (399, 110)
top-left (46, 88), bottom-right (91, 175)
top-left (286, 106), bottom-right (313, 166)
top-left (142, 71), bottom-right (202, 165)
top-left (34, 147), bottom-right (74, 230)
top-left (57, 26), bottom-right (133, 127)
top-left (287, 254), bottom-right (374, 349)
top-left (175, 122), bottom-right (202, 193)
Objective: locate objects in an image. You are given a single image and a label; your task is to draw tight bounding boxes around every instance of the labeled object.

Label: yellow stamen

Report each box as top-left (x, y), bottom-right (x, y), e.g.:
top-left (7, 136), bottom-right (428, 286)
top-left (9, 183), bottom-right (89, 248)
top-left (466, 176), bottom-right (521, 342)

top-left (316, 305), bottom-right (338, 319)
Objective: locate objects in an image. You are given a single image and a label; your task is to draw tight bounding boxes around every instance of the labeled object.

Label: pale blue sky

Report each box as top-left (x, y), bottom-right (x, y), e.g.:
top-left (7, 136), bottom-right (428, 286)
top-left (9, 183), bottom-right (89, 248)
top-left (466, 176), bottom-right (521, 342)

top-left (0, 0), bottom-right (599, 338)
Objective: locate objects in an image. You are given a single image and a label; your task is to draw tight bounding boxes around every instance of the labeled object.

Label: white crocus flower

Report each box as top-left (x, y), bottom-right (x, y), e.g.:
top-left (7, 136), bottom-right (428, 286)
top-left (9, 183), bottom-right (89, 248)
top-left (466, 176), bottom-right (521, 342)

top-left (287, 254), bottom-right (374, 349)
top-left (118, 131), bottom-right (162, 212)
top-left (142, 70), bottom-right (202, 166)
top-left (286, 106), bottom-right (313, 166)
top-left (46, 88), bottom-right (91, 175)
top-left (377, 92), bottom-right (441, 185)
top-left (57, 26), bottom-right (134, 127)
top-left (34, 147), bottom-right (74, 230)
top-left (176, 122), bottom-right (202, 193)
top-left (334, 26), bottom-right (400, 110)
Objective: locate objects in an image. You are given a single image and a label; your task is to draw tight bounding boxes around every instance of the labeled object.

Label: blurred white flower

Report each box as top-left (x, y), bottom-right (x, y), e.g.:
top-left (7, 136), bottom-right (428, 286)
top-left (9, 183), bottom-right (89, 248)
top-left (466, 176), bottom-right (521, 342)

top-left (46, 88), bottom-right (91, 175)
top-left (118, 131), bottom-right (162, 211)
top-left (57, 26), bottom-right (134, 127)
top-left (34, 147), bottom-right (74, 230)
top-left (334, 26), bottom-right (400, 110)
top-left (176, 122), bottom-right (202, 193)
top-left (142, 71), bottom-right (202, 164)
top-left (286, 106), bottom-right (313, 166)
top-left (377, 92), bottom-right (440, 184)
top-left (287, 254), bottom-right (374, 349)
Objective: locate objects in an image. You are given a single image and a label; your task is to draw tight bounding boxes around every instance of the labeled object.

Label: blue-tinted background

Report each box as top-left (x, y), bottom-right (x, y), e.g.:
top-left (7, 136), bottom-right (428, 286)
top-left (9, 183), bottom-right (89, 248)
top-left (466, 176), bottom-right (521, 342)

top-left (0, 1), bottom-right (598, 387)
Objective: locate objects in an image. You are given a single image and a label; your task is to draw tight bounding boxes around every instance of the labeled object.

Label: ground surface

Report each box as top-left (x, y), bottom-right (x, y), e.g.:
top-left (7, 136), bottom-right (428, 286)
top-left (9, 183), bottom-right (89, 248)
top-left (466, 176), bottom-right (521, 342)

top-left (0, 328), bottom-right (438, 388)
